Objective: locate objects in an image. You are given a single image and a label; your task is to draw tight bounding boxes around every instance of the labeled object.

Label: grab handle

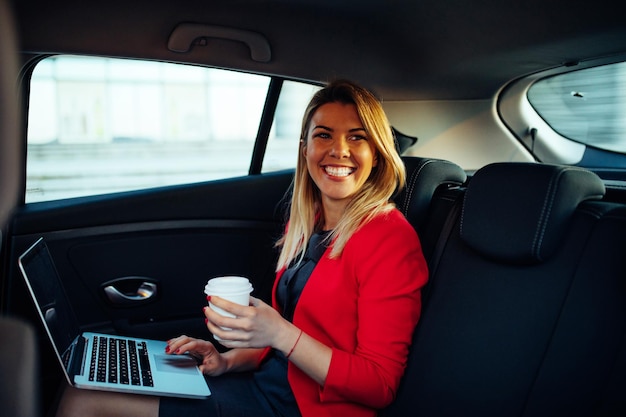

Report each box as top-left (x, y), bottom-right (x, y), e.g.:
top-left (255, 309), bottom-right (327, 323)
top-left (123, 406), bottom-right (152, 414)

top-left (104, 280), bottom-right (157, 305)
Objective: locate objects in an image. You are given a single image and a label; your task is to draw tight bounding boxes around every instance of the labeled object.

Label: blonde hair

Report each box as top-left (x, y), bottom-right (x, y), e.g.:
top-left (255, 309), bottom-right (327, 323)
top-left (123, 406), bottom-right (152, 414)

top-left (275, 80), bottom-right (406, 271)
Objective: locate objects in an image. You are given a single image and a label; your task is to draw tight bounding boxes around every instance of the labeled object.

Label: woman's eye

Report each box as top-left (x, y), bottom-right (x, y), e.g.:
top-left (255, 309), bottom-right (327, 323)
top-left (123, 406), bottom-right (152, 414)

top-left (349, 135), bottom-right (367, 141)
top-left (315, 132), bottom-right (331, 139)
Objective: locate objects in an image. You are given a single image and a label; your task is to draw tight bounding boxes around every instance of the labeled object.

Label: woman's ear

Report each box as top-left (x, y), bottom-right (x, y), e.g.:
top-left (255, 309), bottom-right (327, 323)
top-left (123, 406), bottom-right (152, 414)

top-left (301, 139), bottom-right (307, 157)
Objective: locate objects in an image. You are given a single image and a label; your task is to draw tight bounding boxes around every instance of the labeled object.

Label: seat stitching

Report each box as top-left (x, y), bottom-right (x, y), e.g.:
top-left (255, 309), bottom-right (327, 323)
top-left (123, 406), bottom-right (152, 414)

top-left (531, 168), bottom-right (561, 261)
top-left (532, 166), bottom-right (604, 260)
top-left (403, 159), bottom-right (462, 216)
top-left (459, 178), bottom-right (471, 237)
top-left (401, 160), bottom-right (431, 215)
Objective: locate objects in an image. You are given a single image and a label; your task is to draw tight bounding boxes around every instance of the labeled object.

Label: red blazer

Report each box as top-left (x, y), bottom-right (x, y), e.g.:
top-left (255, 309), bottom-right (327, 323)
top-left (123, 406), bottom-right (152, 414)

top-left (271, 208), bottom-right (428, 417)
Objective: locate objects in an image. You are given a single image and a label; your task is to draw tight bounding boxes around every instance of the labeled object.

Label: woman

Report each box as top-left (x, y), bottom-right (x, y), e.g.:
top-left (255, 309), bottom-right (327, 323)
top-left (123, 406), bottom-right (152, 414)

top-left (56, 80), bottom-right (428, 417)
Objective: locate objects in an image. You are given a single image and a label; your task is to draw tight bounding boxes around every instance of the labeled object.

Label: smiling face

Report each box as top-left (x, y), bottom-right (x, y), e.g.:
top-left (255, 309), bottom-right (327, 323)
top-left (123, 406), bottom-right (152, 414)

top-left (303, 102), bottom-right (378, 229)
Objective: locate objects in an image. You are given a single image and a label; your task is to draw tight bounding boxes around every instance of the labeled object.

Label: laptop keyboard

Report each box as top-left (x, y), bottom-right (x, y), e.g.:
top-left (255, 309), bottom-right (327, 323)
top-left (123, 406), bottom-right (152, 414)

top-left (88, 335), bottom-right (154, 387)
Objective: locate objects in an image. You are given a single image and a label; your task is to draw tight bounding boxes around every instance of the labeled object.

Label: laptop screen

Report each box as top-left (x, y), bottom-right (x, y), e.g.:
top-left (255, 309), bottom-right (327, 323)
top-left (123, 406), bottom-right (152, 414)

top-left (19, 238), bottom-right (81, 364)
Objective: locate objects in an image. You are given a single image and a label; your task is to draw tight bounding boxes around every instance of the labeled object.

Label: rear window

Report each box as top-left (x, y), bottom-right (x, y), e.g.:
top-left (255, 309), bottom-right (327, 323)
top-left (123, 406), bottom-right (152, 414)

top-left (26, 56), bottom-right (318, 202)
top-left (527, 61), bottom-right (626, 155)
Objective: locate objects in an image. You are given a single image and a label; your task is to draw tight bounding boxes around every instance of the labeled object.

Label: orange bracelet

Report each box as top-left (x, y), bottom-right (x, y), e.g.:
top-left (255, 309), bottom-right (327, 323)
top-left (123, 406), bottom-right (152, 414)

top-left (286, 329), bottom-right (303, 359)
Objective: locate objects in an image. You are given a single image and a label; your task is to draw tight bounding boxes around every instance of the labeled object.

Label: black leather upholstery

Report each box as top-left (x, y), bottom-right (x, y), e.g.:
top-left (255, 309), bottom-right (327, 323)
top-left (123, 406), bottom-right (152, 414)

top-left (383, 162), bottom-right (626, 417)
top-left (460, 163), bottom-right (605, 264)
top-left (395, 156), bottom-right (466, 237)
top-left (395, 157), bottom-right (466, 266)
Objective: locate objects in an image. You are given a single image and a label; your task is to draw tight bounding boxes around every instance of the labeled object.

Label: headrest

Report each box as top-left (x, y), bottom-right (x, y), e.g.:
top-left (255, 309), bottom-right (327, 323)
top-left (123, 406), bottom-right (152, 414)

top-left (395, 157), bottom-right (467, 234)
top-left (392, 127), bottom-right (418, 154)
top-left (460, 163), bottom-right (605, 264)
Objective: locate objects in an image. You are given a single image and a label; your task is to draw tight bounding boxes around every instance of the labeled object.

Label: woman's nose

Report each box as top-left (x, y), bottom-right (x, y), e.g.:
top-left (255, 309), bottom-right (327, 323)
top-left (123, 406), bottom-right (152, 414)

top-left (329, 137), bottom-right (349, 158)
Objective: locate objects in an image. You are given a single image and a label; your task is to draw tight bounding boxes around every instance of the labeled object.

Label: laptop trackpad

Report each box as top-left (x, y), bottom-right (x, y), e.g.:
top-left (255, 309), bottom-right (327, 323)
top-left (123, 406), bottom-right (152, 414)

top-left (153, 354), bottom-right (200, 375)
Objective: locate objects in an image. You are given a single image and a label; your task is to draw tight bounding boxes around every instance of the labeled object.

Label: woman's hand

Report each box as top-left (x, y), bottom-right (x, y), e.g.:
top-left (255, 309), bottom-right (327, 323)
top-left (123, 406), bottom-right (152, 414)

top-left (204, 296), bottom-right (332, 386)
top-left (204, 296), bottom-right (296, 352)
top-left (165, 335), bottom-right (227, 376)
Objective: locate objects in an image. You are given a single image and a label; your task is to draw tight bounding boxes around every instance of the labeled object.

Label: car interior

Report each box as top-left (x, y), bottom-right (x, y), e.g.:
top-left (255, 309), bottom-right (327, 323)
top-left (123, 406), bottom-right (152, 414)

top-left (2, 0), bottom-right (626, 416)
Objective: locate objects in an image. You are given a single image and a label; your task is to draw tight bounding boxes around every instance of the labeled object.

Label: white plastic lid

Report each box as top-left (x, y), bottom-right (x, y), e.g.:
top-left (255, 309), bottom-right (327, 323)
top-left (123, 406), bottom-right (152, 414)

top-left (204, 276), bottom-right (253, 295)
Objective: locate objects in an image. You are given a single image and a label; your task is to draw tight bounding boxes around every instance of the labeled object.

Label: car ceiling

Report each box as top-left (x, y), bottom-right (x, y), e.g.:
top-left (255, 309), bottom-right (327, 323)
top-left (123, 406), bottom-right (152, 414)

top-left (11, 0), bottom-right (626, 101)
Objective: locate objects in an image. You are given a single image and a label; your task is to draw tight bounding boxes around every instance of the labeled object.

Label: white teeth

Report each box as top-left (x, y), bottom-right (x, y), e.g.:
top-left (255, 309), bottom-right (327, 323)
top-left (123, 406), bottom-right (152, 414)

top-left (324, 166), bottom-right (354, 177)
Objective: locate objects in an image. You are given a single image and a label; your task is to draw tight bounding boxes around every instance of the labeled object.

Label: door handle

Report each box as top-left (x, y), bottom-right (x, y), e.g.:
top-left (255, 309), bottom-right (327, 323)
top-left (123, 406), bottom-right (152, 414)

top-left (104, 280), bottom-right (158, 305)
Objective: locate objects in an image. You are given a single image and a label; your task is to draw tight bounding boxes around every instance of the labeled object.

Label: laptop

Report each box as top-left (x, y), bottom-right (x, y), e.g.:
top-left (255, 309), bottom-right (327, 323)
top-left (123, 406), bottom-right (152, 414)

top-left (18, 237), bottom-right (211, 399)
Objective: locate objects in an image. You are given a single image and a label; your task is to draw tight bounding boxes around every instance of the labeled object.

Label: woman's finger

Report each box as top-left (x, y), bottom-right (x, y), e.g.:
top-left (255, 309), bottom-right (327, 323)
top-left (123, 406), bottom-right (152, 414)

top-left (165, 335), bottom-right (194, 354)
top-left (208, 295), bottom-right (252, 317)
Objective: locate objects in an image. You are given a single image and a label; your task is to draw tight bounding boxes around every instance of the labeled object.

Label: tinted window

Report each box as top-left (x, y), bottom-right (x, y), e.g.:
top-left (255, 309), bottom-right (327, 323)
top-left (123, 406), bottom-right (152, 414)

top-left (27, 56), bottom-right (317, 202)
top-left (528, 61), bottom-right (626, 155)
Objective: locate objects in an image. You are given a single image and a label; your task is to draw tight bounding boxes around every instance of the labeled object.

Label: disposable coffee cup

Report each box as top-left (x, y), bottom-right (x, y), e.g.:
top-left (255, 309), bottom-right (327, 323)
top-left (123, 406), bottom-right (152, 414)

top-left (204, 276), bottom-right (253, 339)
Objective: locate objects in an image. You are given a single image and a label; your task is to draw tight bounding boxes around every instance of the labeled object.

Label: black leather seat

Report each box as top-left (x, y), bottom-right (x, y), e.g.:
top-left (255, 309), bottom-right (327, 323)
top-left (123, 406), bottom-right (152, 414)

top-left (395, 156), bottom-right (466, 265)
top-left (384, 162), bottom-right (626, 417)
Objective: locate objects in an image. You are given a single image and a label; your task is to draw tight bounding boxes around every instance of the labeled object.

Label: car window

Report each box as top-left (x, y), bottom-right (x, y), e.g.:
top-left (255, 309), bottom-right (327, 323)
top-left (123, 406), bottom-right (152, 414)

top-left (26, 56), bottom-right (316, 203)
top-left (263, 81), bottom-right (321, 173)
top-left (527, 61), bottom-right (626, 155)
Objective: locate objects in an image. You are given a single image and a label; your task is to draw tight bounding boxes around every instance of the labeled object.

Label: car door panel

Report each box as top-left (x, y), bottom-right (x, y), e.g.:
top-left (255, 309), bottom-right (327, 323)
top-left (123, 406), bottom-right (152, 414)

top-left (6, 171), bottom-right (293, 343)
